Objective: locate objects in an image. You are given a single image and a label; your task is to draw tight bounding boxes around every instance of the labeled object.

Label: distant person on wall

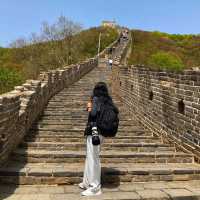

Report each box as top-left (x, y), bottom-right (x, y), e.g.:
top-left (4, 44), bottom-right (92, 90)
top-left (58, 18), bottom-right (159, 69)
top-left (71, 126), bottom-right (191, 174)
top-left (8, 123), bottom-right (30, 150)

top-left (109, 47), bottom-right (113, 55)
top-left (108, 59), bottom-right (113, 70)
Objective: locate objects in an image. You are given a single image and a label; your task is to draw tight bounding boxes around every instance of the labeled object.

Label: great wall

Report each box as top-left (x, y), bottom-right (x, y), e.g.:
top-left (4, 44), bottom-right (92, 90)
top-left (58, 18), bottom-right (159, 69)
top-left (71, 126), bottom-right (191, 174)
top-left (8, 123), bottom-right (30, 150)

top-left (1, 30), bottom-right (200, 199)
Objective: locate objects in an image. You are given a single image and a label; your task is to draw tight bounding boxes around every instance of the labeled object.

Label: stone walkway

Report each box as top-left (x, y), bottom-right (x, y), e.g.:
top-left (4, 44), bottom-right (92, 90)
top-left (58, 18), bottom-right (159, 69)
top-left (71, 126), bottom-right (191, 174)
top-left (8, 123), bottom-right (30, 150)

top-left (2, 180), bottom-right (200, 200)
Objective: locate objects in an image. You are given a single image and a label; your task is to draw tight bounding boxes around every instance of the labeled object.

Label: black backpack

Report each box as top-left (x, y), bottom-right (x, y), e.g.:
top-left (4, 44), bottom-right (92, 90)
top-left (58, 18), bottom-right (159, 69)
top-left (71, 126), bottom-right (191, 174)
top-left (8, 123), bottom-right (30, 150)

top-left (96, 100), bottom-right (119, 137)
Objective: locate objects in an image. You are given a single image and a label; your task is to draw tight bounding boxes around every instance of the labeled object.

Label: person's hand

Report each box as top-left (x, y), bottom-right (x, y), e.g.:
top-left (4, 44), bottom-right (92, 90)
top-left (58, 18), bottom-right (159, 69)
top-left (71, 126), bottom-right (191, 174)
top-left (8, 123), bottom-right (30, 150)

top-left (87, 101), bottom-right (92, 112)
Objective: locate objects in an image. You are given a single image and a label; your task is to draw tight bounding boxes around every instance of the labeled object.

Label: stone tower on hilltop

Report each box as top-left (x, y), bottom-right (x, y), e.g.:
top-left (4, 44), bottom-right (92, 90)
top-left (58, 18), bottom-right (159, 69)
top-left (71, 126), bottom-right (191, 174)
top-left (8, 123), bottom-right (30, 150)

top-left (102, 20), bottom-right (116, 28)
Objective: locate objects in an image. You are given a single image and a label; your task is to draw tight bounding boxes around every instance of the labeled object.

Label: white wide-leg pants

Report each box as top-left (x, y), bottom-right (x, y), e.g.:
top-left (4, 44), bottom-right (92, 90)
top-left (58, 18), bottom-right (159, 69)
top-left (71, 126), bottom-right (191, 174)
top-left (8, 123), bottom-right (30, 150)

top-left (83, 135), bottom-right (104, 188)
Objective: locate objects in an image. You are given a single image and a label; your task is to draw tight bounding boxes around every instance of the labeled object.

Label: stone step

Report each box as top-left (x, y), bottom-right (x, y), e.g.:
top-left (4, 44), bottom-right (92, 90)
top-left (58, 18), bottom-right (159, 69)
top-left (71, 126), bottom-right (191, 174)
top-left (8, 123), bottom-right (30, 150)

top-left (28, 130), bottom-right (149, 137)
top-left (47, 100), bottom-right (123, 103)
top-left (49, 95), bottom-right (120, 99)
top-left (48, 98), bottom-right (122, 102)
top-left (41, 113), bottom-right (131, 120)
top-left (35, 121), bottom-right (138, 126)
top-left (24, 135), bottom-right (158, 143)
top-left (40, 115), bottom-right (133, 120)
top-left (41, 113), bottom-right (89, 117)
top-left (43, 108), bottom-right (126, 113)
top-left (32, 125), bottom-right (140, 130)
top-left (45, 107), bottom-right (127, 112)
top-left (48, 99), bottom-right (122, 102)
top-left (30, 126), bottom-right (145, 132)
top-left (50, 95), bottom-right (119, 99)
top-left (44, 101), bottom-right (124, 106)
top-left (45, 105), bottom-right (124, 110)
top-left (31, 125), bottom-right (145, 132)
top-left (0, 163), bottom-right (200, 185)
top-left (47, 101), bottom-right (124, 107)
top-left (43, 109), bottom-right (89, 112)
top-left (3, 180), bottom-right (200, 200)
top-left (50, 96), bottom-right (120, 100)
top-left (48, 94), bottom-right (88, 96)
top-left (47, 99), bottom-right (122, 103)
top-left (45, 105), bottom-right (124, 109)
top-left (12, 149), bottom-right (193, 164)
top-left (2, 180), bottom-right (200, 199)
top-left (47, 101), bottom-right (88, 104)
top-left (40, 116), bottom-right (132, 122)
top-left (20, 142), bottom-right (175, 152)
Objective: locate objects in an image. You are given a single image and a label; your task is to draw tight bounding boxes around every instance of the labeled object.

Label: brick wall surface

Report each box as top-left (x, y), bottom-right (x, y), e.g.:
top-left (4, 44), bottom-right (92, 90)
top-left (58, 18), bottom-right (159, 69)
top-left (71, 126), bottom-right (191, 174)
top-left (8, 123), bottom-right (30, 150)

top-left (112, 65), bottom-right (200, 162)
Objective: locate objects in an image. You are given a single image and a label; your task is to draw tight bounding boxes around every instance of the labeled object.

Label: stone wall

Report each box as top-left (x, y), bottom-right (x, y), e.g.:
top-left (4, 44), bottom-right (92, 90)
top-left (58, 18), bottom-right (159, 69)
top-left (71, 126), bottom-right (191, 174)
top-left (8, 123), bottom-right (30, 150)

top-left (0, 39), bottom-right (119, 166)
top-left (112, 65), bottom-right (200, 162)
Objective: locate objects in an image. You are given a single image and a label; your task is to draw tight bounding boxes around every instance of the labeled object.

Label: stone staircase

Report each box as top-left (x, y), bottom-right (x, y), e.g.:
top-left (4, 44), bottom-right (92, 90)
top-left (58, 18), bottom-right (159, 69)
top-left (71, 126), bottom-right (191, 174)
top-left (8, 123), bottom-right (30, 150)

top-left (1, 59), bottom-right (200, 191)
top-left (1, 58), bottom-right (200, 199)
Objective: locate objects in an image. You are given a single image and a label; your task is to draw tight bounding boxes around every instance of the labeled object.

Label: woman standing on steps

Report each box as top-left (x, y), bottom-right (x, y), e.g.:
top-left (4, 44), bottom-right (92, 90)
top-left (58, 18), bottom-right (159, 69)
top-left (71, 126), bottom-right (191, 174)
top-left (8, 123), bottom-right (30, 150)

top-left (79, 82), bottom-right (111, 196)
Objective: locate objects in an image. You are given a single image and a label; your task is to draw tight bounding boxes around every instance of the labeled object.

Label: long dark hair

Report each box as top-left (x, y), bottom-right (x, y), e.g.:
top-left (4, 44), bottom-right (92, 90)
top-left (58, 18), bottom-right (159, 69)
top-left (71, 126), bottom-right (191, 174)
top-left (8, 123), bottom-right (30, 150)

top-left (93, 82), bottom-right (109, 98)
top-left (92, 82), bottom-right (118, 113)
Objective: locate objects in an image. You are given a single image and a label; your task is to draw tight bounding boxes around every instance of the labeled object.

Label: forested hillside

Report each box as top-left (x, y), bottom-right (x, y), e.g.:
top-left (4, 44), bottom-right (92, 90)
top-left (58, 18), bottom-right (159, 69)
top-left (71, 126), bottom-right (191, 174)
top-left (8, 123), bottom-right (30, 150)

top-left (3, 25), bottom-right (200, 95)
top-left (128, 30), bottom-right (200, 71)
top-left (0, 17), bottom-right (118, 94)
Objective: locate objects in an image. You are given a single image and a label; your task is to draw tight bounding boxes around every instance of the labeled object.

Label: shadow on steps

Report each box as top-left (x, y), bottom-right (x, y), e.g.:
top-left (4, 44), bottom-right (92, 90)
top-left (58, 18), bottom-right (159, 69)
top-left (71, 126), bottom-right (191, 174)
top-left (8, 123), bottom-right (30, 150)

top-left (101, 167), bottom-right (120, 188)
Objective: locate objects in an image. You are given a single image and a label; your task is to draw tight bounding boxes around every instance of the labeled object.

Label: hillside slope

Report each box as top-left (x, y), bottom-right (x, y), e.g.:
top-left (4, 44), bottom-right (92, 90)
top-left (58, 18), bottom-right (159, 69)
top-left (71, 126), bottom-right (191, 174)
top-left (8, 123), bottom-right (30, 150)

top-left (128, 30), bottom-right (200, 70)
top-left (0, 27), bottom-right (118, 94)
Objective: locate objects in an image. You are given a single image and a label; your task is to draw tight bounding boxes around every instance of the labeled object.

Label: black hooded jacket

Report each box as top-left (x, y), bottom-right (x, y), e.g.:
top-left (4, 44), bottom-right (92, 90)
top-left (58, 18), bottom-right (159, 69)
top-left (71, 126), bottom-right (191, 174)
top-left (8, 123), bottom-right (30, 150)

top-left (86, 95), bottom-right (118, 134)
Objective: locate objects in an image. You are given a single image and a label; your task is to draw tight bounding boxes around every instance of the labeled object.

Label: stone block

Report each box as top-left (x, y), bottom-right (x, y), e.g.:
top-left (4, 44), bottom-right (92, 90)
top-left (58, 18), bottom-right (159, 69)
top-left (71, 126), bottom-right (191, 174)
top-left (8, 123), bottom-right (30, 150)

top-left (162, 188), bottom-right (194, 200)
top-left (137, 189), bottom-right (169, 199)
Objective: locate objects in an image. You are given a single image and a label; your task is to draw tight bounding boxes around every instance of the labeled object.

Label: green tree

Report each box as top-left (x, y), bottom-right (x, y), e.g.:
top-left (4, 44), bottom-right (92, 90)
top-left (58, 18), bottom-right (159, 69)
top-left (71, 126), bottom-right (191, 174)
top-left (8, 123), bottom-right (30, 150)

top-left (148, 51), bottom-right (184, 71)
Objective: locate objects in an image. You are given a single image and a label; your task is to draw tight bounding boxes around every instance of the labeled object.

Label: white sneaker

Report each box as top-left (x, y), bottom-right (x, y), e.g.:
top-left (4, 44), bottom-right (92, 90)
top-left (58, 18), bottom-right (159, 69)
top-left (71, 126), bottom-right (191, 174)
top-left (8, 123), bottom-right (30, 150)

top-left (78, 182), bottom-right (89, 190)
top-left (81, 186), bottom-right (102, 196)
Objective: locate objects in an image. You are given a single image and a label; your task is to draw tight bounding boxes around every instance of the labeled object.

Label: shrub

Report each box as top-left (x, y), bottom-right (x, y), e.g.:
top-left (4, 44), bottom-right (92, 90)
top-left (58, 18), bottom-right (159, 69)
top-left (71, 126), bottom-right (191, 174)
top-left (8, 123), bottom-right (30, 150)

top-left (148, 51), bottom-right (184, 71)
top-left (0, 67), bottom-right (24, 94)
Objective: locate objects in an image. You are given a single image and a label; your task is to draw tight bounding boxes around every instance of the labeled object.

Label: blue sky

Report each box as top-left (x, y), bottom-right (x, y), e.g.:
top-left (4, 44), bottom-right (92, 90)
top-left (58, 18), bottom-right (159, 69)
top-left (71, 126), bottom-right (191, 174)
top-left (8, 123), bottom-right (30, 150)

top-left (0, 0), bottom-right (200, 47)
